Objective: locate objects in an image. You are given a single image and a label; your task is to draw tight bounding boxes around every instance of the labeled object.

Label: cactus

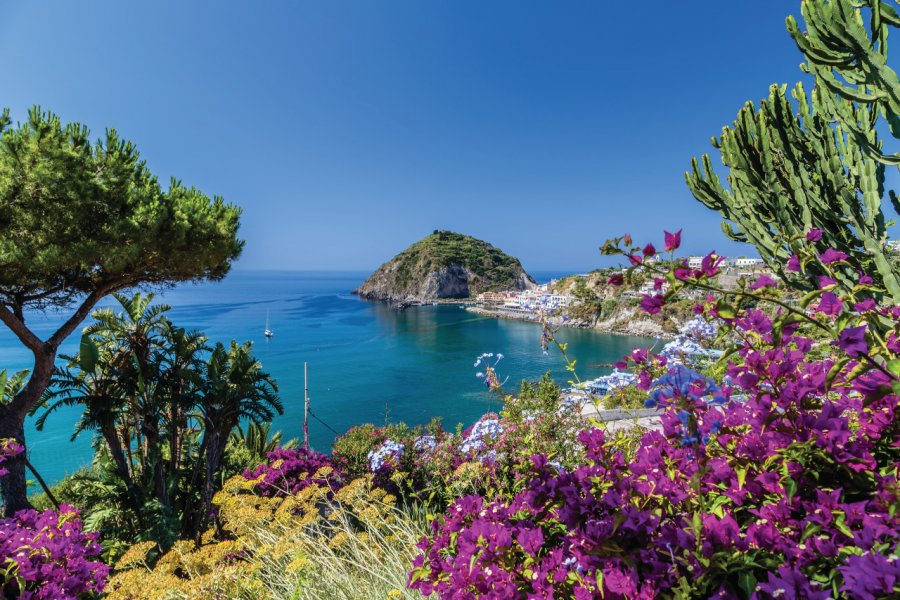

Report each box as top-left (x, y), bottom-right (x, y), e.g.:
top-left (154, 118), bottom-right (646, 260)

top-left (787, 0), bottom-right (900, 161)
top-left (687, 0), bottom-right (900, 302)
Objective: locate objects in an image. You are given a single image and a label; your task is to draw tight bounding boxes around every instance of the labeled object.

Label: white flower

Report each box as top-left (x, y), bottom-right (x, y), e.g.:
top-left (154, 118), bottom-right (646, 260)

top-left (413, 435), bottom-right (437, 453)
top-left (367, 439), bottom-right (405, 471)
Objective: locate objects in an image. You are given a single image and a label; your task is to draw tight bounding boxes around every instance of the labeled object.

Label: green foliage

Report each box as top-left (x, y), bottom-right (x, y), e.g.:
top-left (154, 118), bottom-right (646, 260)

top-left (505, 372), bottom-right (561, 418)
top-left (331, 422), bottom-right (421, 480)
top-left (0, 369), bottom-right (29, 405)
top-left (687, 82), bottom-right (900, 300)
top-left (0, 106), bottom-right (244, 514)
top-left (0, 107), bottom-right (244, 309)
top-left (688, 1), bottom-right (900, 302)
top-left (601, 385), bottom-right (648, 409)
top-left (224, 422), bottom-right (297, 475)
top-left (34, 292), bottom-right (282, 552)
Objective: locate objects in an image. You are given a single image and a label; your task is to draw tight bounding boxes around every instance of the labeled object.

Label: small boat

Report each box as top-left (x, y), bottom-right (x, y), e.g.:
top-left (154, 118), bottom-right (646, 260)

top-left (265, 310), bottom-right (274, 337)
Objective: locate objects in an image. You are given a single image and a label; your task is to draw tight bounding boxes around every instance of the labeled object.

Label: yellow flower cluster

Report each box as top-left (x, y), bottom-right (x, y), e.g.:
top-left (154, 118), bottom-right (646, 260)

top-left (106, 472), bottom-right (425, 599)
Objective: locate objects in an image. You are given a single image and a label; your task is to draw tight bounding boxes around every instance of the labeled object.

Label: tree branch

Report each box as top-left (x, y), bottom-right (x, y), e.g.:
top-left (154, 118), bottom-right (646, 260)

top-left (47, 281), bottom-right (129, 349)
top-left (0, 304), bottom-right (43, 353)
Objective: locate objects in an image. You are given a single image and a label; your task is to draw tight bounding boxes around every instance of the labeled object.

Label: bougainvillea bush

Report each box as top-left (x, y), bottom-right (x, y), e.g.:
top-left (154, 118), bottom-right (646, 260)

top-left (244, 447), bottom-right (343, 498)
top-left (409, 233), bottom-right (900, 599)
top-left (329, 371), bottom-right (585, 510)
top-left (0, 503), bottom-right (109, 599)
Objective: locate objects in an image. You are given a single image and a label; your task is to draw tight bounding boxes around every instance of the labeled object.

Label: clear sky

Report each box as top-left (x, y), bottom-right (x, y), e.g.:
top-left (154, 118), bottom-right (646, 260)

top-left (1, 2), bottom-right (818, 272)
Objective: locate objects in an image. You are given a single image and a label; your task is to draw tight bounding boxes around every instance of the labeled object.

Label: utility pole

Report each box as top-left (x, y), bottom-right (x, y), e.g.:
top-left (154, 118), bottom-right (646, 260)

top-left (304, 362), bottom-right (309, 450)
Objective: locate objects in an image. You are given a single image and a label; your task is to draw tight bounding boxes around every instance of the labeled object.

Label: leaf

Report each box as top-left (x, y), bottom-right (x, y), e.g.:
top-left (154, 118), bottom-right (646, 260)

top-left (799, 289), bottom-right (824, 309)
top-left (738, 572), bottom-right (757, 597)
top-left (716, 298), bottom-right (736, 319)
top-left (886, 359), bottom-right (900, 380)
top-left (79, 335), bottom-right (99, 374)
top-left (783, 477), bottom-right (797, 501)
top-left (0, 370), bottom-right (6, 402)
top-left (736, 466), bottom-right (747, 491)
top-left (826, 357), bottom-right (850, 389)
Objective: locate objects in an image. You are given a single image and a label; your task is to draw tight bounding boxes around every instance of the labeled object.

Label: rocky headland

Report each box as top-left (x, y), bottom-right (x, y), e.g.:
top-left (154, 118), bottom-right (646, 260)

top-left (354, 230), bottom-right (535, 303)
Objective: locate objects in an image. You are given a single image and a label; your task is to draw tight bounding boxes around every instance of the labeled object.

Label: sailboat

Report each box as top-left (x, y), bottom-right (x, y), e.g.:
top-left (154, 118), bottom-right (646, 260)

top-left (265, 310), bottom-right (274, 338)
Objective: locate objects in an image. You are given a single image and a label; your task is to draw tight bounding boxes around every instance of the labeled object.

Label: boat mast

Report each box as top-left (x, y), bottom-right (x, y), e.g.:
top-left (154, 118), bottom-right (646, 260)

top-left (304, 362), bottom-right (309, 450)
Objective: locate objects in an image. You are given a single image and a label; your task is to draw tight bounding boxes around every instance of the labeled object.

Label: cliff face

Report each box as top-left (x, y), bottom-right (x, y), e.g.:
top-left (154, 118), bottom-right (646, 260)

top-left (354, 231), bottom-right (535, 302)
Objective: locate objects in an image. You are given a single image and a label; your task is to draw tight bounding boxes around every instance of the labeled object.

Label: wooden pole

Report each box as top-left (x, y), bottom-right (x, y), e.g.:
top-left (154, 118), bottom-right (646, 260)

top-left (303, 362), bottom-right (309, 450)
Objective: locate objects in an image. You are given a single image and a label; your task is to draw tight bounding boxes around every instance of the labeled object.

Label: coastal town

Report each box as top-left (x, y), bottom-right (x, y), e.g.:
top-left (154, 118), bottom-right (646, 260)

top-left (471, 255), bottom-right (771, 322)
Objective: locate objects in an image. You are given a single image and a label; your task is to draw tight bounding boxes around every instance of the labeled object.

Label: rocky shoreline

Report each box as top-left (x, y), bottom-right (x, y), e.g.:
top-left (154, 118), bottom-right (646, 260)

top-left (465, 306), bottom-right (677, 340)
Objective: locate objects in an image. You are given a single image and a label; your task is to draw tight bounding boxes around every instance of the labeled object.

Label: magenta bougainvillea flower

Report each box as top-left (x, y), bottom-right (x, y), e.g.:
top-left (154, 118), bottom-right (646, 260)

top-left (806, 228), bottom-right (824, 242)
top-left (750, 274), bottom-right (777, 290)
top-left (0, 505), bottom-right (109, 598)
top-left (639, 294), bottom-right (665, 314)
top-left (836, 325), bottom-right (868, 357)
top-left (786, 254), bottom-right (801, 272)
top-left (815, 291), bottom-right (843, 317)
top-left (244, 447), bottom-right (342, 497)
top-left (818, 275), bottom-right (836, 289)
top-left (664, 229), bottom-right (682, 252)
top-left (819, 248), bottom-right (849, 264)
top-left (410, 233), bottom-right (900, 599)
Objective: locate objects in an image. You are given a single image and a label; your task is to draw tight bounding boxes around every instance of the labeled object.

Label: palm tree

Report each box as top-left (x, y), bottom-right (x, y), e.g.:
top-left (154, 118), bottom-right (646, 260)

top-left (190, 341), bottom-right (281, 537)
top-left (38, 353), bottom-right (132, 485)
top-left (154, 324), bottom-right (208, 478)
top-left (229, 421), bottom-right (297, 465)
top-left (87, 292), bottom-right (172, 504)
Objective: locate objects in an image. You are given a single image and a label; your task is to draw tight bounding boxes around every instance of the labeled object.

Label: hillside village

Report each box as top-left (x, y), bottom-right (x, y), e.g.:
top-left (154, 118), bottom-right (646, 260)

top-left (472, 255), bottom-right (770, 322)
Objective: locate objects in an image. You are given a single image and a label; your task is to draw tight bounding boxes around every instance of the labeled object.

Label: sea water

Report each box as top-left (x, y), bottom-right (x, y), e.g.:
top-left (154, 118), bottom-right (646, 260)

top-left (0, 270), bottom-right (656, 487)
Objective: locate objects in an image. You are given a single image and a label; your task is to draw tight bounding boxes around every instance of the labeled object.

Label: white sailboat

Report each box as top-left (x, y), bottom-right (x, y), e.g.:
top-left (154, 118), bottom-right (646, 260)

top-left (265, 310), bottom-right (274, 337)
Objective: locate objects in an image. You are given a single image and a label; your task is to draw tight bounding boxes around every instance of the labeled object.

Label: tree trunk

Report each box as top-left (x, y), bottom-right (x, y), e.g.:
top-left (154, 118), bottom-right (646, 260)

top-left (0, 410), bottom-right (30, 516)
top-left (0, 349), bottom-right (55, 516)
top-left (100, 421), bottom-right (131, 485)
top-left (182, 432), bottom-right (209, 538)
top-left (0, 286), bottom-right (119, 514)
top-left (193, 425), bottom-right (229, 541)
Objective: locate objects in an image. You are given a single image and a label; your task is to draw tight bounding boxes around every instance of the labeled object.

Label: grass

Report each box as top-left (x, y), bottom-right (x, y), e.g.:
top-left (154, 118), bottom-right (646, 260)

top-left (249, 497), bottom-right (430, 600)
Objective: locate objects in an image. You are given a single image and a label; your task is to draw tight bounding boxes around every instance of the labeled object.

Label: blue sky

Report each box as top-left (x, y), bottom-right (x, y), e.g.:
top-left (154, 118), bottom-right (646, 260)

top-left (1, 2), bottom-right (814, 272)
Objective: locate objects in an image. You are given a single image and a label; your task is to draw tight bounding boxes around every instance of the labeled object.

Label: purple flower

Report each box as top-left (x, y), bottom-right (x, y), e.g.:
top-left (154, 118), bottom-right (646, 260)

top-left (818, 275), bottom-right (836, 289)
top-left (0, 505), bottom-right (109, 598)
top-left (837, 324), bottom-right (868, 358)
top-left (839, 552), bottom-right (900, 598)
top-left (756, 566), bottom-right (831, 600)
top-left (642, 243), bottom-right (656, 258)
top-left (698, 253), bottom-right (722, 278)
top-left (608, 274), bottom-right (624, 286)
top-left (806, 228), bottom-right (824, 242)
top-left (750, 274), bottom-right (776, 290)
top-left (854, 298), bottom-right (876, 313)
top-left (815, 292), bottom-right (843, 317)
top-left (858, 271), bottom-right (874, 285)
top-left (640, 294), bottom-right (665, 315)
top-left (244, 447), bottom-right (341, 497)
top-left (664, 229), bottom-right (682, 252)
top-left (786, 254), bottom-right (801, 272)
top-left (820, 248), bottom-right (849, 265)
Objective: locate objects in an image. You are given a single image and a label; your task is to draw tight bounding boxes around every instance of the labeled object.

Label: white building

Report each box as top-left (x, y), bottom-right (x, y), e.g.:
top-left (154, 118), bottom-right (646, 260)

top-left (638, 280), bottom-right (669, 295)
top-left (731, 257), bottom-right (763, 268)
top-left (687, 256), bottom-right (705, 269)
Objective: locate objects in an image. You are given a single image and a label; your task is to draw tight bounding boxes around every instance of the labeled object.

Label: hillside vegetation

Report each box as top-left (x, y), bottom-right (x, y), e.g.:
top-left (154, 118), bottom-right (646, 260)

top-left (354, 230), bottom-right (535, 302)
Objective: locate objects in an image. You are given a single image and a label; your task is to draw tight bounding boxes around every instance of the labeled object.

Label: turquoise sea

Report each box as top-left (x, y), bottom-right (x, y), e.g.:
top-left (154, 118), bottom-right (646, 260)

top-left (0, 270), bottom-right (656, 488)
